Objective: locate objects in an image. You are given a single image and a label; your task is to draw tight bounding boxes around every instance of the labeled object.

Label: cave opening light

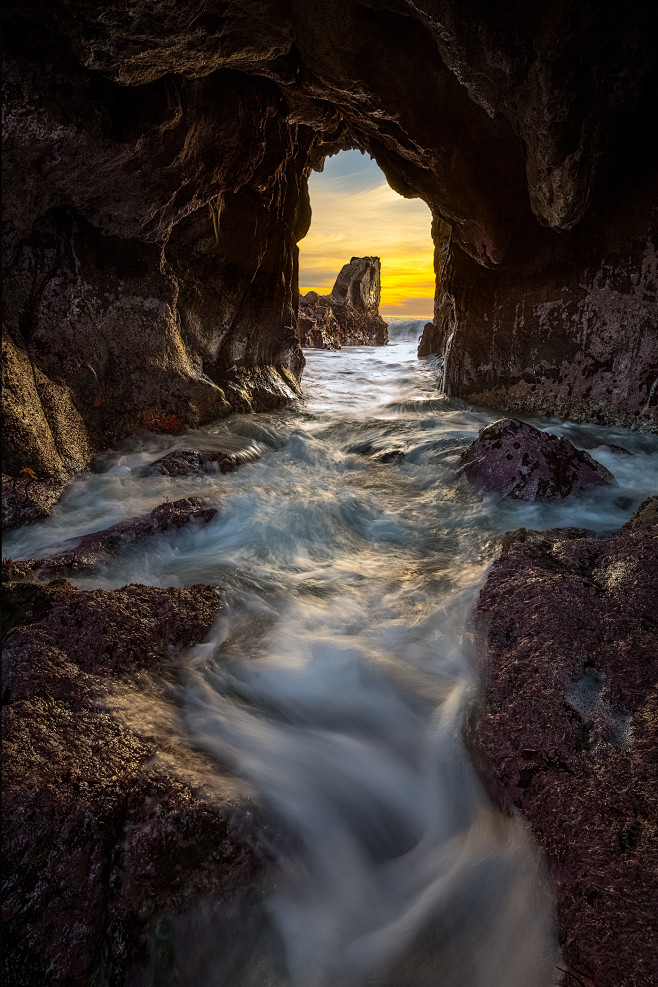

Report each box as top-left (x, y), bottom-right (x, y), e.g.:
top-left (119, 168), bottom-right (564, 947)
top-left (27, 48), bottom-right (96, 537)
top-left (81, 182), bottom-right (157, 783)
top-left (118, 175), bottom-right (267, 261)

top-left (298, 148), bottom-right (435, 321)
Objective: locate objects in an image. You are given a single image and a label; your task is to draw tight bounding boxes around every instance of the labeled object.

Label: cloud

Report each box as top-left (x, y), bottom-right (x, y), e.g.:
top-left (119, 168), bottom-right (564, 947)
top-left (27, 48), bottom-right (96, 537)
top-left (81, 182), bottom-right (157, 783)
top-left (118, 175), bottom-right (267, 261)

top-left (299, 151), bottom-right (435, 316)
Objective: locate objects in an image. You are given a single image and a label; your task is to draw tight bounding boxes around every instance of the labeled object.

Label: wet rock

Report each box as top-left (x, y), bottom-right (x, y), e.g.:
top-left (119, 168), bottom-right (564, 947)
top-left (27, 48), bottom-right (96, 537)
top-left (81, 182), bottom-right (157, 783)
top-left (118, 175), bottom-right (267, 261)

top-left (467, 497), bottom-right (658, 987)
top-left (297, 258), bottom-right (389, 349)
top-left (1, 581), bottom-right (274, 986)
top-left (374, 449), bottom-right (406, 464)
top-left (459, 418), bottom-right (614, 501)
top-left (145, 449), bottom-right (237, 477)
top-left (347, 442), bottom-right (405, 463)
top-left (2, 472), bottom-right (68, 531)
top-left (419, 182), bottom-right (658, 430)
top-left (11, 498), bottom-right (218, 576)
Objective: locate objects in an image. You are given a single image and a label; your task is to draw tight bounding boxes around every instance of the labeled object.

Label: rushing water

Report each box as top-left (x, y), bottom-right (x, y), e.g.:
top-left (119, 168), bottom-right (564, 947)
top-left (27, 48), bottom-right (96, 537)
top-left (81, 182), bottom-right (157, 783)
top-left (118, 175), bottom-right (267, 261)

top-left (6, 318), bottom-right (658, 986)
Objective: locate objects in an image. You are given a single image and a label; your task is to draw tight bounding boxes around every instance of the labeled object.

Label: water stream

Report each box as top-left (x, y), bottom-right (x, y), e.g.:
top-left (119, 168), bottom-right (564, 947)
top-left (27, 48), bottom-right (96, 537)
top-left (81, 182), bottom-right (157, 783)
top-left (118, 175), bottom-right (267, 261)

top-left (6, 319), bottom-right (658, 986)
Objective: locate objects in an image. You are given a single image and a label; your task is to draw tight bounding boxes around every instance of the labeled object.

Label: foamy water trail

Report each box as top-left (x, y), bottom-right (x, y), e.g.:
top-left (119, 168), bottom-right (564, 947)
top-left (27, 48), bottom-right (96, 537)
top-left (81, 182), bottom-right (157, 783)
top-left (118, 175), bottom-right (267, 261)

top-left (5, 318), bottom-right (658, 985)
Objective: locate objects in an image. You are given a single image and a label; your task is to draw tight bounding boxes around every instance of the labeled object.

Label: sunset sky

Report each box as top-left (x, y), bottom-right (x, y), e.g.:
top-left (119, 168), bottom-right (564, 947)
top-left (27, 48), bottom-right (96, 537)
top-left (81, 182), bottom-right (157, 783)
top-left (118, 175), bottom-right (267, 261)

top-left (298, 150), bottom-right (435, 318)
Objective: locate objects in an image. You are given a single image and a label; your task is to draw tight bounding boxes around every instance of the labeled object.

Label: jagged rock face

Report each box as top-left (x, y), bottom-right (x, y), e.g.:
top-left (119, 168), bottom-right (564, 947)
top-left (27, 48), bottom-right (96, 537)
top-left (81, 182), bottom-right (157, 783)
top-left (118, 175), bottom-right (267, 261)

top-left (2, 20), bottom-right (312, 481)
top-left (419, 180), bottom-right (658, 429)
top-left (468, 499), bottom-right (658, 986)
top-left (2, 1), bottom-right (657, 493)
top-left (297, 257), bottom-right (389, 349)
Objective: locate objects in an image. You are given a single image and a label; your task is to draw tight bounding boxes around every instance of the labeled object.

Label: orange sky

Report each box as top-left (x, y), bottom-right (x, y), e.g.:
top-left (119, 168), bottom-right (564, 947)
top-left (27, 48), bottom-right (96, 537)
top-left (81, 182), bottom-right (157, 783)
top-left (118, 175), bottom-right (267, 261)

top-left (298, 150), bottom-right (435, 318)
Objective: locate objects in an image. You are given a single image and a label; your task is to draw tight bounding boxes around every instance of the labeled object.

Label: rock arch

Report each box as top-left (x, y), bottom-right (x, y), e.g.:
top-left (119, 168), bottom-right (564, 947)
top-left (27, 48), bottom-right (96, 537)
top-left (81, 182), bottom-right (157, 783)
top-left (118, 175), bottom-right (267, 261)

top-left (3, 1), bottom-right (657, 484)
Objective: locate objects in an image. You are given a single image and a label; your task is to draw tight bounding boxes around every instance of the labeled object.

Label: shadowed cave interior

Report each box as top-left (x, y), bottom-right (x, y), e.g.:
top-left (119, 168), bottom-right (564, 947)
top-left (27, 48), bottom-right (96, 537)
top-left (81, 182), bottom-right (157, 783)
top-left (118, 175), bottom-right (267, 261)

top-left (3, 1), bottom-right (657, 495)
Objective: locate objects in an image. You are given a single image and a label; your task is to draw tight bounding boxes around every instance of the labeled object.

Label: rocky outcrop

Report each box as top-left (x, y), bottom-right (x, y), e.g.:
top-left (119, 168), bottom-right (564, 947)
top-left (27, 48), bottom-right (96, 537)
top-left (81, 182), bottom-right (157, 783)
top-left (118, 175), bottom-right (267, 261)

top-left (459, 418), bottom-right (615, 501)
top-left (2, 0), bottom-right (657, 505)
top-left (297, 257), bottom-right (389, 349)
top-left (2, 471), bottom-right (68, 532)
top-left (8, 498), bottom-right (217, 576)
top-left (419, 181), bottom-right (658, 429)
top-left (2, 22), bottom-right (312, 489)
top-left (467, 498), bottom-right (658, 986)
top-left (1, 580), bottom-right (274, 986)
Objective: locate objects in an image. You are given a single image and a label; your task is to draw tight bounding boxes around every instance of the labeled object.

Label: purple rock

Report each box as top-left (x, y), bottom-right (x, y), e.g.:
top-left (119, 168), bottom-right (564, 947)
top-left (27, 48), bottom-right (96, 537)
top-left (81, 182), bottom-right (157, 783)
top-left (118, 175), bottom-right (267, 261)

top-left (2, 473), bottom-right (67, 531)
top-left (15, 498), bottom-right (217, 575)
top-left (1, 581), bottom-right (273, 984)
top-left (459, 417), bottom-right (615, 501)
top-left (466, 496), bottom-right (658, 987)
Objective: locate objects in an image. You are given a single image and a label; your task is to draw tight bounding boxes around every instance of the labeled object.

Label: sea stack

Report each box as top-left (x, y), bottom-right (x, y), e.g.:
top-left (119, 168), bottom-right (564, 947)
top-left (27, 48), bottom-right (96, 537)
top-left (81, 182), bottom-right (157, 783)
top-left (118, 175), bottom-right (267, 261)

top-left (297, 257), bottom-right (389, 349)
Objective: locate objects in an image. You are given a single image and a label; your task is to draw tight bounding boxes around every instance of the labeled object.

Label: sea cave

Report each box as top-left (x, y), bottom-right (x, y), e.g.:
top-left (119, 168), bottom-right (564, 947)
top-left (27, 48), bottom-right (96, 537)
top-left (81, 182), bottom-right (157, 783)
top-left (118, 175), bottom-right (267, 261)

top-left (2, 3), bottom-right (657, 985)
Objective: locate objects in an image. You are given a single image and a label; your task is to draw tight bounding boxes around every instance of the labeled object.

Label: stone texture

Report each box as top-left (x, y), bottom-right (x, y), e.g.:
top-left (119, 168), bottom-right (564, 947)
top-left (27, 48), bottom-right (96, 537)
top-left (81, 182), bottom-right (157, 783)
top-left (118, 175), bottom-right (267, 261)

top-left (9, 498), bottom-right (217, 576)
top-left (297, 291), bottom-right (343, 351)
top-left (467, 498), bottom-right (658, 987)
top-left (459, 418), bottom-right (615, 501)
top-left (144, 449), bottom-right (238, 477)
top-left (297, 257), bottom-right (389, 349)
top-left (1, 471), bottom-right (68, 532)
top-left (419, 182), bottom-right (658, 429)
top-left (1, 581), bottom-right (273, 986)
top-left (2, 20), bottom-right (313, 491)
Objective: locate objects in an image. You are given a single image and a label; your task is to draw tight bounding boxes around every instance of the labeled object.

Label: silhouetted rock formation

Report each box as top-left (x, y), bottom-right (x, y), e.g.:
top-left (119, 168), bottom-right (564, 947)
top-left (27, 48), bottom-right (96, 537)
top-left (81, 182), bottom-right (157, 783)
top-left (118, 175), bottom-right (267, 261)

top-left (459, 418), bottom-right (614, 501)
top-left (3, 1), bottom-right (656, 506)
top-left (297, 257), bottom-right (389, 349)
top-left (468, 497), bottom-right (658, 986)
top-left (2, 581), bottom-right (274, 985)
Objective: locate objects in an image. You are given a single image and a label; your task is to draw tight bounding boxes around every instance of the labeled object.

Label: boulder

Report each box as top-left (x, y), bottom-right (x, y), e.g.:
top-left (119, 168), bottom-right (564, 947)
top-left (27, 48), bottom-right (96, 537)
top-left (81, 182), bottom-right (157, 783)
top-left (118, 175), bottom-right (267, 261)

top-left (459, 418), bottom-right (614, 501)
top-left (145, 448), bottom-right (238, 477)
top-left (467, 497), bottom-right (658, 987)
top-left (1, 580), bottom-right (273, 986)
top-left (2, 472), bottom-right (68, 532)
top-left (297, 257), bottom-right (389, 349)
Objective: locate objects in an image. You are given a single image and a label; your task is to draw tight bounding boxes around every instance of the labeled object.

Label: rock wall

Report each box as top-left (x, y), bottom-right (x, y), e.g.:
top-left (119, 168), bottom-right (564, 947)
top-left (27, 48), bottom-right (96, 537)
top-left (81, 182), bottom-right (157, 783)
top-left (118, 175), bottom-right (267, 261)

top-left (3, 0), bottom-right (658, 494)
top-left (297, 256), bottom-right (389, 349)
top-left (419, 177), bottom-right (658, 429)
top-left (2, 19), bottom-right (315, 481)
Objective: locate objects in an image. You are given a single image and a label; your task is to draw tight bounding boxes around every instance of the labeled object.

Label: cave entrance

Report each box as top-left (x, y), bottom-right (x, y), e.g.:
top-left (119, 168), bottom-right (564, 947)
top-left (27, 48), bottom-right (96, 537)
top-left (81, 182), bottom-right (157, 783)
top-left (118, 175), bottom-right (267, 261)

top-left (298, 149), bottom-right (435, 322)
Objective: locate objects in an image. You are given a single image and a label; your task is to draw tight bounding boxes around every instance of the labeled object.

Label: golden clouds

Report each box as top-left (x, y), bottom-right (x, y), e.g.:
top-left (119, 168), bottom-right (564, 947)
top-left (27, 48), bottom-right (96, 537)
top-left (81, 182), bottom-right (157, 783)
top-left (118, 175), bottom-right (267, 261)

top-left (298, 154), bottom-right (435, 318)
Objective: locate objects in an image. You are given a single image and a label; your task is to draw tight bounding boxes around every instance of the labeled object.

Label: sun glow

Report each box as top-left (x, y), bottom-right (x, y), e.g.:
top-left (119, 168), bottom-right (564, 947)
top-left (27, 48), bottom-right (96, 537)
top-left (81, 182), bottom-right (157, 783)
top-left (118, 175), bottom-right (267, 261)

top-left (298, 150), bottom-right (435, 318)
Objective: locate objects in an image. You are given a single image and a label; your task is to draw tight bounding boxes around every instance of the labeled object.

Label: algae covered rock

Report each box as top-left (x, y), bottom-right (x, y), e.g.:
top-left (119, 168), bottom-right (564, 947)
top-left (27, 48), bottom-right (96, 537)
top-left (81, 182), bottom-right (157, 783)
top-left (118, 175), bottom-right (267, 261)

top-left (459, 418), bottom-right (614, 501)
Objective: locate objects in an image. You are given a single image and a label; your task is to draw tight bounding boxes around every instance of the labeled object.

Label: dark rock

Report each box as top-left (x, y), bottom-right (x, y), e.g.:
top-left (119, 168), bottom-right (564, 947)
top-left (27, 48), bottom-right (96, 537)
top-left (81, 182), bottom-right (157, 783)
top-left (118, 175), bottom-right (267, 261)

top-left (1, 581), bottom-right (273, 986)
top-left (2, 472), bottom-right (68, 531)
top-left (347, 442), bottom-right (405, 462)
top-left (11, 498), bottom-right (217, 576)
top-left (374, 449), bottom-right (405, 464)
top-left (297, 257), bottom-right (389, 349)
top-left (459, 418), bottom-right (615, 501)
top-left (145, 449), bottom-right (237, 477)
top-left (467, 496), bottom-right (658, 987)
top-left (419, 182), bottom-right (658, 430)
top-left (297, 291), bottom-right (343, 351)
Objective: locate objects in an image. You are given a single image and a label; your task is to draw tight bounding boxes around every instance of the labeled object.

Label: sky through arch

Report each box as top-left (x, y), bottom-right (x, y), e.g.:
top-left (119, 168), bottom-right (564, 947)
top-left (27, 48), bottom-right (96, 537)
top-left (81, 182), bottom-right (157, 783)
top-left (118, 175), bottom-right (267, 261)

top-left (298, 150), bottom-right (435, 319)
